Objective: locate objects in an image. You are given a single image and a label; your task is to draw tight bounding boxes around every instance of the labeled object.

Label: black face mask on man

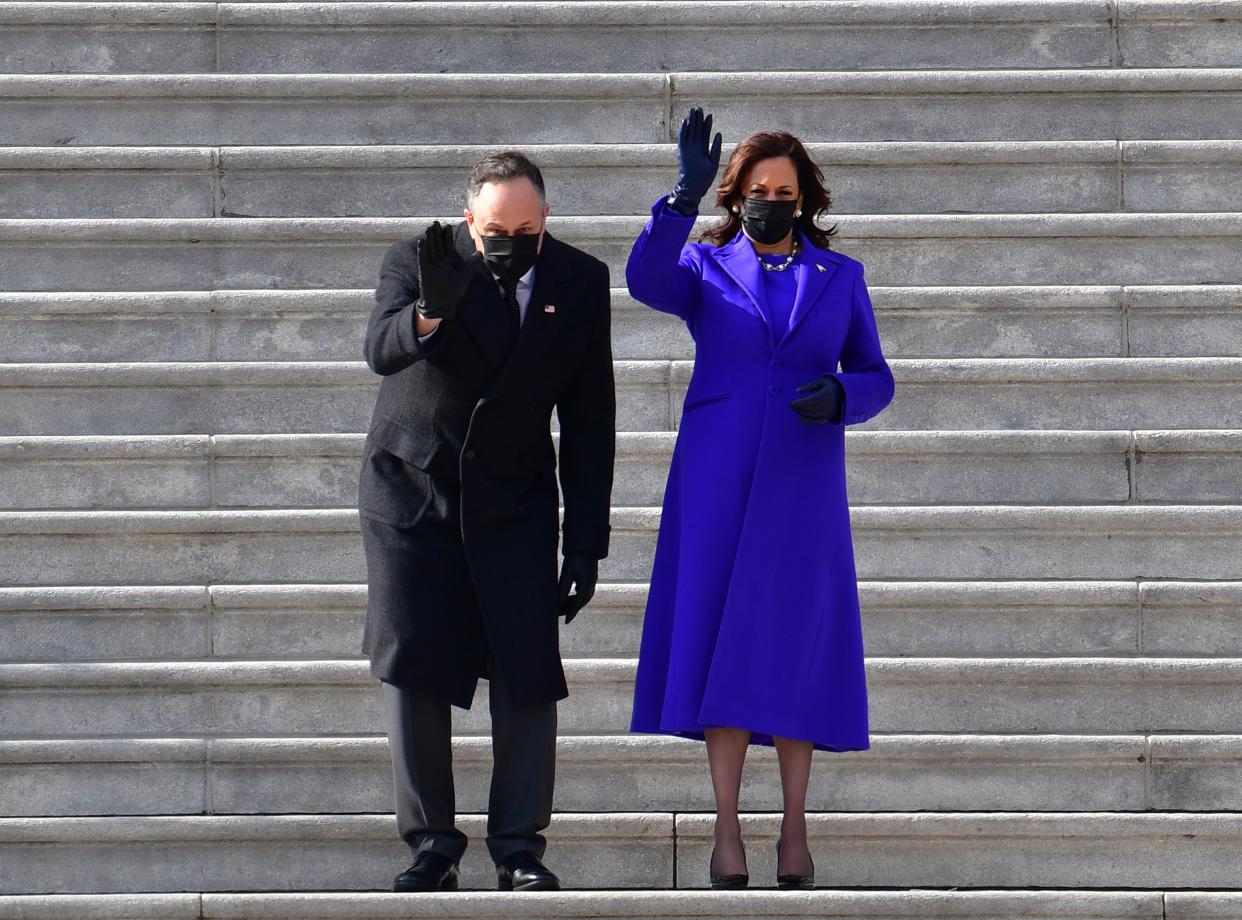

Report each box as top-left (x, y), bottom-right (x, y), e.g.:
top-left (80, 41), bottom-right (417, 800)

top-left (480, 232), bottom-right (540, 286)
top-left (740, 198), bottom-right (799, 245)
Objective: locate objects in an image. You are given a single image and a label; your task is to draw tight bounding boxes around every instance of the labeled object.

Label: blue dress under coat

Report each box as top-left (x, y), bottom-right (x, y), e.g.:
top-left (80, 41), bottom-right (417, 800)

top-left (626, 197), bottom-right (896, 752)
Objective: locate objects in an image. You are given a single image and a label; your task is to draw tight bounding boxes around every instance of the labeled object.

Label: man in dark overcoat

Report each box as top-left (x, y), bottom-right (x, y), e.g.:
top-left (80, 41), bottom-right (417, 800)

top-left (357, 151), bottom-right (615, 892)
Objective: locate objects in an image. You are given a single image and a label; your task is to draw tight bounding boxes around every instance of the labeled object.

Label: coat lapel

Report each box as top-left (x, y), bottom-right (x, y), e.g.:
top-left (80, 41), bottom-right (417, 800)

top-left (483, 231), bottom-right (569, 398)
top-left (779, 231), bottom-right (840, 347)
top-left (451, 221), bottom-right (513, 370)
top-left (714, 231), bottom-right (773, 345)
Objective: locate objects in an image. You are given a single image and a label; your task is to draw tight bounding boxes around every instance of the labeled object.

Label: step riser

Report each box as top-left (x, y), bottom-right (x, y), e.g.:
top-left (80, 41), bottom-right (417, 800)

top-left (0, 305), bottom-right (698, 363)
top-left (5, 511), bottom-right (1242, 585)
top-left (5, 295), bottom-right (1242, 361)
top-left (3, 663), bottom-right (1242, 737)
top-left (7, 82), bottom-right (1242, 147)
top-left (12, 161), bottom-right (1235, 219)
top-left (7, 225), bottom-right (1242, 291)
top-left (673, 818), bottom-right (1242, 890)
top-left (4, 372), bottom-right (1242, 435)
top-left (0, 753), bottom-right (1151, 816)
top-left (0, 818), bottom-right (670, 894)
top-left (0, 23), bottom-right (1118, 76)
top-left (5, 433), bottom-right (1240, 507)
top-left (8, 739), bottom-right (1230, 817)
top-left (10, 587), bottom-right (1239, 661)
top-left (4, 813), bottom-right (1242, 894)
top-left (9, 152), bottom-right (1242, 219)
top-left (10, 440), bottom-right (1217, 508)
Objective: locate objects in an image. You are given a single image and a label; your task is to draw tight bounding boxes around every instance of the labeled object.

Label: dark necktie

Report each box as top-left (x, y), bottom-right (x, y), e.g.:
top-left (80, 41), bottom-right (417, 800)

top-left (501, 278), bottom-right (521, 333)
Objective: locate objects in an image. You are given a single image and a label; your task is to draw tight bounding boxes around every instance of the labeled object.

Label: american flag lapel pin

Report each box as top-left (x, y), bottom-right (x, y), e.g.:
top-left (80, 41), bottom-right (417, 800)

top-left (545, 304), bottom-right (557, 313)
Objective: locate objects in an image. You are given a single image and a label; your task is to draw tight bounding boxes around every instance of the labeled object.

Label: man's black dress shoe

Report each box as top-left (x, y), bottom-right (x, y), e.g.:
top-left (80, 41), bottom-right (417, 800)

top-left (496, 851), bottom-right (561, 891)
top-left (393, 850), bottom-right (459, 892)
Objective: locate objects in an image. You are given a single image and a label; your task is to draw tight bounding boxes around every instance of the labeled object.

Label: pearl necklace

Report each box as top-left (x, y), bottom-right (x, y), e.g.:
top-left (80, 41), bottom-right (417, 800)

top-left (758, 243), bottom-right (799, 272)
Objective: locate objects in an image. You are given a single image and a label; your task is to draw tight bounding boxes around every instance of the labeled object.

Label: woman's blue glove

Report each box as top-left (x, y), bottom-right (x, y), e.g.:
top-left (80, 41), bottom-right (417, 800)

top-left (669, 106), bottom-right (723, 216)
top-left (788, 374), bottom-right (846, 424)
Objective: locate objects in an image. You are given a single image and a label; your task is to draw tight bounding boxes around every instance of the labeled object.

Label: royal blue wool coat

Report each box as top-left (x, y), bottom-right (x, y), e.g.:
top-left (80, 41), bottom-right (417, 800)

top-left (627, 197), bottom-right (895, 752)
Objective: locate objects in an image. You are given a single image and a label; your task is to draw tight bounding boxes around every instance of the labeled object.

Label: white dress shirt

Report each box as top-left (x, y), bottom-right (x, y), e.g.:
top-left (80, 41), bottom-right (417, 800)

top-left (418, 265), bottom-right (536, 344)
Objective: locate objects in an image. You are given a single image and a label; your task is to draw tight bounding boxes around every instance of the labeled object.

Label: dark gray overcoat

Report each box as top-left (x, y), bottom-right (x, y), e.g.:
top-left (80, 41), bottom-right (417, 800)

top-left (358, 222), bottom-right (615, 710)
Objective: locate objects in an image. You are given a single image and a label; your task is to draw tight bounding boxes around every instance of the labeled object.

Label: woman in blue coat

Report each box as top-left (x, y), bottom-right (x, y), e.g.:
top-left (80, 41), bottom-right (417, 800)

top-left (627, 109), bottom-right (895, 890)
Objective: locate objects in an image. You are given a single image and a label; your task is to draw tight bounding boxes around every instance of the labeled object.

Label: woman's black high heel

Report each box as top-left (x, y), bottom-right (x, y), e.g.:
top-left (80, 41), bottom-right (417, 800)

top-left (709, 840), bottom-right (748, 890)
top-left (776, 838), bottom-right (815, 890)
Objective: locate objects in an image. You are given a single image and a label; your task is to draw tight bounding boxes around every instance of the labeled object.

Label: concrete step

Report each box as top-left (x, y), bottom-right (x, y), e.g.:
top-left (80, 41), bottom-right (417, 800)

top-left (11, 140), bottom-right (1242, 218)
top-left (673, 812), bottom-right (1242, 890)
top-left (4, 503), bottom-right (1242, 584)
top-left (4, 505), bottom-right (1242, 585)
top-left (7, 284), bottom-right (1241, 363)
top-left (5, 428), bottom-right (1240, 511)
top-left (3, 731), bottom-right (1239, 817)
top-left (6, 213), bottom-right (1242, 291)
top-left (3, 656), bottom-right (1242, 737)
top-left (7, 579), bottom-right (1236, 664)
top-left (0, 812), bottom-right (670, 893)
top-left (6, 69), bottom-right (1242, 146)
top-left (4, 357), bottom-right (1242, 435)
top-left (0, 890), bottom-right (1198, 920)
top-left (0, 0), bottom-right (1175, 76)
top-left (4, 811), bottom-right (1242, 893)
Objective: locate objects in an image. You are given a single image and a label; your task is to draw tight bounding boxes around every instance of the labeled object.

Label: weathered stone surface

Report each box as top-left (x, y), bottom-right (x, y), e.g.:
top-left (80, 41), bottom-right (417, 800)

top-left (0, 813), bottom-right (673, 894)
top-left (675, 812), bottom-right (1242, 889)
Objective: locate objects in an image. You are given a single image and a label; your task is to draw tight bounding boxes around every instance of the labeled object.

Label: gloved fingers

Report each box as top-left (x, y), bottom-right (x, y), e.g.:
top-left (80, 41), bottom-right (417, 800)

top-left (685, 107), bottom-right (703, 147)
top-left (790, 392), bottom-right (834, 421)
top-left (435, 222), bottom-right (455, 262)
top-left (423, 220), bottom-right (443, 263)
top-left (708, 130), bottom-right (723, 166)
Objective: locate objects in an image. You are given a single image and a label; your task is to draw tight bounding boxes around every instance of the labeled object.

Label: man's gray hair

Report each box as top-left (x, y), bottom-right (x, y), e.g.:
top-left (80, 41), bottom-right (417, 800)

top-left (466, 150), bottom-right (547, 206)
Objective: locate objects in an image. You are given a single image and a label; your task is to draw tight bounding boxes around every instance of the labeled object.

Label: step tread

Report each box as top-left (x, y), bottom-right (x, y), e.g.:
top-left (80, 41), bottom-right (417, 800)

top-left (0, 889), bottom-right (1194, 920)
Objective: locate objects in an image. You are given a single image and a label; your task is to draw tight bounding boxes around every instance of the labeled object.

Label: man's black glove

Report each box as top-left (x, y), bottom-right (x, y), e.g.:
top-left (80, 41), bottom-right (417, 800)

top-left (414, 220), bottom-right (484, 320)
top-left (558, 553), bottom-right (598, 624)
top-left (669, 106), bottom-right (723, 217)
top-left (788, 374), bottom-right (846, 424)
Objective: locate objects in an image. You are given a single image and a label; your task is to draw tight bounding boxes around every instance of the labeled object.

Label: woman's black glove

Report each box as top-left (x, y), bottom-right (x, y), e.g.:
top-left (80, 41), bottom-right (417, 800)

top-left (414, 220), bottom-right (484, 320)
top-left (669, 106), bottom-right (723, 217)
top-left (558, 552), bottom-right (598, 624)
top-left (788, 374), bottom-right (846, 424)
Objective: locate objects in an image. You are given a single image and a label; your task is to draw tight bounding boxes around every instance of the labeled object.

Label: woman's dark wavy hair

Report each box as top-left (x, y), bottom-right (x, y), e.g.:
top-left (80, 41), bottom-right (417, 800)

top-left (699, 131), bottom-right (837, 249)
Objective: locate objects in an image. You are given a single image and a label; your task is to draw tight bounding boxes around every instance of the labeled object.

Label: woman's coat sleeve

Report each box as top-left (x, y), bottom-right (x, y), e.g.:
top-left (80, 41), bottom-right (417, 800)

top-left (832, 263), bottom-right (896, 425)
top-left (625, 196), bottom-right (703, 321)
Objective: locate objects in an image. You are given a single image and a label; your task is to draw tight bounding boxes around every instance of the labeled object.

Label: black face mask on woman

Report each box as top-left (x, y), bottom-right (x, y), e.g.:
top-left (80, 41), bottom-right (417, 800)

top-left (481, 232), bottom-right (540, 286)
top-left (740, 198), bottom-right (798, 245)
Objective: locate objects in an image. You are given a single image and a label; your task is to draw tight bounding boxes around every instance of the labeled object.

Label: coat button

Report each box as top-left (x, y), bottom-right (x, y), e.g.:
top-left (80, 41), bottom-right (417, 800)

top-left (768, 384), bottom-right (780, 395)
top-left (770, 358), bottom-right (782, 369)
top-left (465, 449), bottom-right (476, 460)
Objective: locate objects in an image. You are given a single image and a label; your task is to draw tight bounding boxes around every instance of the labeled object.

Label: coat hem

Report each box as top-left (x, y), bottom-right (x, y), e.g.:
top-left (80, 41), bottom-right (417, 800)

top-left (628, 721), bottom-right (870, 755)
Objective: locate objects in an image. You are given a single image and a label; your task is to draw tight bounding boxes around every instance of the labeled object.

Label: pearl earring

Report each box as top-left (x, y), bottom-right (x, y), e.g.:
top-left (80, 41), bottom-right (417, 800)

top-left (795, 209), bottom-right (802, 218)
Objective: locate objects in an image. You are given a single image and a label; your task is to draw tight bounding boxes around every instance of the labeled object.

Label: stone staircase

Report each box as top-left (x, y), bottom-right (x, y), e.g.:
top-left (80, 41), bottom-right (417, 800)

top-left (3, 1), bottom-right (1242, 917)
